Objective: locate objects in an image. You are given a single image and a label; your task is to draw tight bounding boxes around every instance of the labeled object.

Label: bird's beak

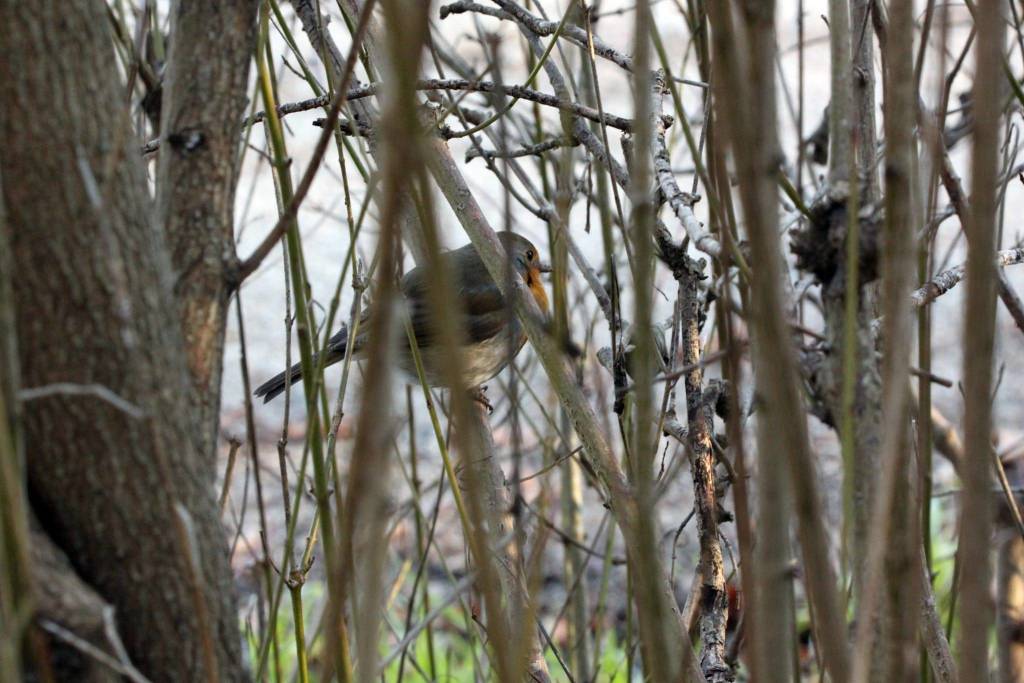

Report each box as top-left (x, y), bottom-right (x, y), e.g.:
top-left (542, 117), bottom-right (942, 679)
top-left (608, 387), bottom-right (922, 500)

top-left (537, 261), bottom-right (553, 273)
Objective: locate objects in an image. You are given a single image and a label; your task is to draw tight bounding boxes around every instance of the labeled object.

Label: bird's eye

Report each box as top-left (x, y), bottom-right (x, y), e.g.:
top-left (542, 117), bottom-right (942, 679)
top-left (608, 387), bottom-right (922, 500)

top-left (526, 249), bottom-right (535, 260)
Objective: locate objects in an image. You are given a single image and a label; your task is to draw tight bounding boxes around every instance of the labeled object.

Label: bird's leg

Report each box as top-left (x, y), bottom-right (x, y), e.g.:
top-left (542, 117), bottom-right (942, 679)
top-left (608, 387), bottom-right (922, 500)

top-left (470, 385), bottom-right (493, 414)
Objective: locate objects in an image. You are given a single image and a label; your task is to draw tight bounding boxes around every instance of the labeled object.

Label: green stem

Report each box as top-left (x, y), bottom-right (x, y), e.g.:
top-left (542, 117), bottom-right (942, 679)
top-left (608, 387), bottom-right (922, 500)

top-left (254, 3), bottom-right (348, 678)
top-left (289, 582), bottom-right (309, 683)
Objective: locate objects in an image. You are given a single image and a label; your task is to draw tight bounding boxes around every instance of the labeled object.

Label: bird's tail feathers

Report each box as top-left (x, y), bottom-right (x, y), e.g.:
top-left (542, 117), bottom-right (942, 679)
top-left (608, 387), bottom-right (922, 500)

top-left (254, 327), bottom-right (348, 403)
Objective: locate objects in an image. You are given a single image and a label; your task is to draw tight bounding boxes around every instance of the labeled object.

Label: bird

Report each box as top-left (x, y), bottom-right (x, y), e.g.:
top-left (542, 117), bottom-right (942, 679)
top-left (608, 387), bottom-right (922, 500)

top-left (254, 231), bottom-right (550, 403)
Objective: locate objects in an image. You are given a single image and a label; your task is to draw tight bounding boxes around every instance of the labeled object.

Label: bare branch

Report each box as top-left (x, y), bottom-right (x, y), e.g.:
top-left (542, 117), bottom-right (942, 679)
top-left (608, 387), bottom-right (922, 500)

top-left (234, 1), bottom-right (376, 286)
top-left (651, 81), bottom-right (722, 258)
top-left (911, 247), bottom-right (1024, 307)
top-left (441, 0), bottom-right (705, 88)
top-left (18, 383), bottom-right (144, 419)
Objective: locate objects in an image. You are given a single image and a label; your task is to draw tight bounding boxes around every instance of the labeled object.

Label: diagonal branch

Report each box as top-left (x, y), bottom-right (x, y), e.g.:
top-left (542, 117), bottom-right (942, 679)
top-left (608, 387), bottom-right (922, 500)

top-left (911, 247), bottom-right (1024, 307)
top-left (233, 1), bottom-right (376, 287)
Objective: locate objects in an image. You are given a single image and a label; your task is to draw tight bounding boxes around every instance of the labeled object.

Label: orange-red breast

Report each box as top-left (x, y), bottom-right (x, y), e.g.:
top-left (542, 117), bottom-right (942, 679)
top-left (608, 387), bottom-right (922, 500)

top-left (254, 231), bottom-right (550, 403)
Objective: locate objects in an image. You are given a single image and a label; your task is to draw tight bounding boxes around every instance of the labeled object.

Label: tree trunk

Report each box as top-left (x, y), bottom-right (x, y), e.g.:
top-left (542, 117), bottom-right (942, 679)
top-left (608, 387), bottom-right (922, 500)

top-left (156, 0), bottom-right (258, 455)
top-left (26, 517), bottom-right (121, 683)
top-left (0, 2), bottom-right (244, 680)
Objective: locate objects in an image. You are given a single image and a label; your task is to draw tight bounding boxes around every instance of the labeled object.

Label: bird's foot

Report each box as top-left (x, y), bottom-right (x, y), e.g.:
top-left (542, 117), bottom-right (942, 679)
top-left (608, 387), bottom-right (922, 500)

top-left (471, 385), bottom-right (493, 414)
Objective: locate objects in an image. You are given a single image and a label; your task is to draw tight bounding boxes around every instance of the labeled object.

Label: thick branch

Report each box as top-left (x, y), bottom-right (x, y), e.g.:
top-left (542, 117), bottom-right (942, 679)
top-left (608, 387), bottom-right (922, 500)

top-left (679, 264), bottom-right (732, 682)
top-left (827, 0), bottom-right (854, 185)
top-left (155, 0), bottom-right (258, 454)
top-left (28, 519), bottom-right (142, 683)
top-left (959, 0), bottom-right (1002, 675)
top-left (850, 0), bottom-right (921, 675)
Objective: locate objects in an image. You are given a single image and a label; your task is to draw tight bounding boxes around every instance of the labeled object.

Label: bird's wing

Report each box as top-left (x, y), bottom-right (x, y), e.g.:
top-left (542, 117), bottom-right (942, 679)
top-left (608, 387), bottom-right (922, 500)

top-left (324, 301), bottom-right (374, 355)
top-left (401, 257), bottom-right (513, 346)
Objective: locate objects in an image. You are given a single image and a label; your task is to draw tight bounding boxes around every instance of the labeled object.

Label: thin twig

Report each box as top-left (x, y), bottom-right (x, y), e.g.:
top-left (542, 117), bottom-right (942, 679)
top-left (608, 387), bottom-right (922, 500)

top-left (441, 0), bottom-right (707, 88)
top-left (650, 78), bottom-right (722, 257)
top-left (38, 619), bottom-right (152, 683)
top-left (18, 383), bottom-right (144, 418)
top-left (911, 247), bottom-right (1024, 307)
top-left (233, 1), bottom-right (376, 286)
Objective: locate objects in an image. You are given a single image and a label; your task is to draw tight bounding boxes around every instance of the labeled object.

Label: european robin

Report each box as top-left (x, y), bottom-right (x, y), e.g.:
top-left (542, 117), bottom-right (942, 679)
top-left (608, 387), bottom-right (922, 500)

top-left (254, 231), bottom-right (550, 403)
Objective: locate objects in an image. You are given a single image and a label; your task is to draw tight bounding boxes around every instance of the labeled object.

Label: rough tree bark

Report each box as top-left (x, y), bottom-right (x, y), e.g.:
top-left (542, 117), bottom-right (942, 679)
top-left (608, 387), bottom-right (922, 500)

top-left (25, 518), bottom-right (122, 683)
top-left (679, 259), bottom-right (731, 683)
top-left (156, 0), bottom-right (259, 454)
top-left (0, 2), bottom-right (244, 680)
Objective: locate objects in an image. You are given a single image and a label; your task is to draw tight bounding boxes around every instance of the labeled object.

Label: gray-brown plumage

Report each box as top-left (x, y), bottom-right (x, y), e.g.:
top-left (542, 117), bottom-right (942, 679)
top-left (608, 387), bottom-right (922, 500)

top-left (254, 231), bottom-right (549, 403)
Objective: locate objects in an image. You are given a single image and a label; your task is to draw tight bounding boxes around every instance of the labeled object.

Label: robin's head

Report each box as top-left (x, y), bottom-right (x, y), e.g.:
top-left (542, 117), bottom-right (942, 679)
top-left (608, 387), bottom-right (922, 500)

top-left (497, 231), bottom-right (550, 312)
